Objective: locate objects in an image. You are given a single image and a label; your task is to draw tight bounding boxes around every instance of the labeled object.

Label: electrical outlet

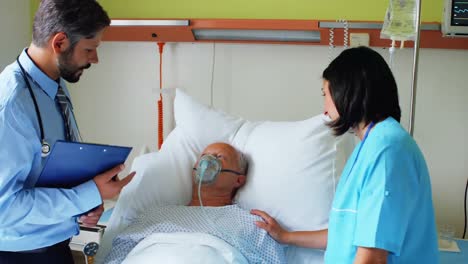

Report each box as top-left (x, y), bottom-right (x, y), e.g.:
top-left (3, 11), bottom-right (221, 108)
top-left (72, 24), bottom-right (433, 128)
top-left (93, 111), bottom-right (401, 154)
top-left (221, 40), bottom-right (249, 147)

top-left (350, 33), bottom-right (370, 47)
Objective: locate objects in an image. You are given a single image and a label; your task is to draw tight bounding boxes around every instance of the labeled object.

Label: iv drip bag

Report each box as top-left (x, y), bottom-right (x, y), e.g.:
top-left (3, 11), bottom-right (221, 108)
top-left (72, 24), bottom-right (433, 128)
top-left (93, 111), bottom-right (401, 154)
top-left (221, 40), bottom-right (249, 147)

top-left (381, 0), bottom-right (418, 41)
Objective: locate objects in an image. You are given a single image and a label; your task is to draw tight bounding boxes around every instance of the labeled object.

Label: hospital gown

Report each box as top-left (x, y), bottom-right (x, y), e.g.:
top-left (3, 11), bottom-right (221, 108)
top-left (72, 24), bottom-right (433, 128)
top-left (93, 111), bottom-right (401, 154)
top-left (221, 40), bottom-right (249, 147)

top-left (104, 204), bottom-right (286, 264)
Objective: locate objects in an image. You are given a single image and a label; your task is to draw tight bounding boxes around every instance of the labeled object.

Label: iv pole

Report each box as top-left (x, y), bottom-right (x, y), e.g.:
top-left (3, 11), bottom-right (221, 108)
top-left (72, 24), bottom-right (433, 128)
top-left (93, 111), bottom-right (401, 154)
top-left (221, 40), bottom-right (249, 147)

top-left (408, 0), bottom-right (422, 136)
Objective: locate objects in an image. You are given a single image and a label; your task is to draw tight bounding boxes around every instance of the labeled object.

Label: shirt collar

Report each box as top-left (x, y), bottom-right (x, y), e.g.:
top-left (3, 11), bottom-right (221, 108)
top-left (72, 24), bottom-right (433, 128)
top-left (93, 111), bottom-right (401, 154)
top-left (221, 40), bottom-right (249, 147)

top-left (18, 48), bottom-right (68, 99)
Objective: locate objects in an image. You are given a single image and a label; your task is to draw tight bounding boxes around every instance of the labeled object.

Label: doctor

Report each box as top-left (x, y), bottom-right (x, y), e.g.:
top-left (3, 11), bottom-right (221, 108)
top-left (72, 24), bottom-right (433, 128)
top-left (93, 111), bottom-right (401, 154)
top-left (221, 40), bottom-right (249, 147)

top-left (252, 47), bottom-right (439, 263)
top-left (0, 0), bottom-right (134, 263)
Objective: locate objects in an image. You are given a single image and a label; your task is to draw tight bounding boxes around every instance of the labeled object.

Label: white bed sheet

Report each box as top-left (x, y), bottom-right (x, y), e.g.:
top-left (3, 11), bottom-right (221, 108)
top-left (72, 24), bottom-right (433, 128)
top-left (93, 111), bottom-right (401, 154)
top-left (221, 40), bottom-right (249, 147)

top-left (96, 208), bottom-right (325, 264)
top-left (121, 232), bottom-right (248, 264)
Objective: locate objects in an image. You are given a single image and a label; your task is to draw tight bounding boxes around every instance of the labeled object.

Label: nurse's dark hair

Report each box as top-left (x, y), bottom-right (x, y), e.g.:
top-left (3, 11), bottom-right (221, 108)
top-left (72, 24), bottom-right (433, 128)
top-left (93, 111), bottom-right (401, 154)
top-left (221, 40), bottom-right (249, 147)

top-left (32, 0), bottom-right (110, 48)
top-left (322, 46), bottom-right (401, 136)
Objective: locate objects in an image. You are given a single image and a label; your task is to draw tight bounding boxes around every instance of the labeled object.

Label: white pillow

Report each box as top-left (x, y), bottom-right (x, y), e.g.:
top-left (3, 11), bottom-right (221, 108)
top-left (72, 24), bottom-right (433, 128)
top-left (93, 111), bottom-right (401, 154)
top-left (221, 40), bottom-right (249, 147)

top-left (234, 116), bottom-right (351, 231)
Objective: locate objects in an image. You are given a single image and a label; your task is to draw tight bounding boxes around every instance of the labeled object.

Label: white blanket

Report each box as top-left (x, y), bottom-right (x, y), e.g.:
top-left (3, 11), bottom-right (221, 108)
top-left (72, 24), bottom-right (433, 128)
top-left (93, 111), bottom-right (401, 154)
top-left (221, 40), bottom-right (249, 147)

top-left (122, 232), bottom-right (249, 264)
top-left (103, 205), bottom-right (286, 263)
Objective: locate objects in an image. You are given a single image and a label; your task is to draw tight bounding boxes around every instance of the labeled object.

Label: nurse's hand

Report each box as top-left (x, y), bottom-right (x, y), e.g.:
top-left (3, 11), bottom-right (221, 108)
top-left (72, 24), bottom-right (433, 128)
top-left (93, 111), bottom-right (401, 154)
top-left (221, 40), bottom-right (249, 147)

top-left (79, 204), bottom-right (104, 227)
top-left (93, 164), bottom-right (135, 200)
top-left (251, 209), bottom-right (289, 244)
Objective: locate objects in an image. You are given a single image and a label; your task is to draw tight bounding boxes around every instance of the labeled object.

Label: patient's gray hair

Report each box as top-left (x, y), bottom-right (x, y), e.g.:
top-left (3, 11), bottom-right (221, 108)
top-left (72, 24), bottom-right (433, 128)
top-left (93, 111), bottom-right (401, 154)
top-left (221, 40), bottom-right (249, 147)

top-left (237, 151), bottom-right (248, 175)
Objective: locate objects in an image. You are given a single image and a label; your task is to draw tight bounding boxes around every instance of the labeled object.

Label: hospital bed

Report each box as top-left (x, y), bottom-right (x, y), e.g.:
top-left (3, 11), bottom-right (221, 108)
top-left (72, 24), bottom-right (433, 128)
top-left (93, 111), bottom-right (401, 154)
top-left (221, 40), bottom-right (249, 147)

top-left (92, 89), bottom-right (355, 263)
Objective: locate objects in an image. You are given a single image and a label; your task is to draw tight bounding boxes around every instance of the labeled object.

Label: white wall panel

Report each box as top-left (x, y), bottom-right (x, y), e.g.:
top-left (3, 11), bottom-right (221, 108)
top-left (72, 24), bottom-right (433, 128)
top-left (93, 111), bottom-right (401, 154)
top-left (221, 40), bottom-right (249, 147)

top-left (0, 0), bottom-right (30, 70)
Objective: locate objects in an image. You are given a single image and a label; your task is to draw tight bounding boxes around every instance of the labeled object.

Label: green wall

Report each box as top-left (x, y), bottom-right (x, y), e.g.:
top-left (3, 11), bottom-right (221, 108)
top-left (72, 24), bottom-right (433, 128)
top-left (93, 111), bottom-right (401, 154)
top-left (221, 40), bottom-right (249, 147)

top-left (31, 0), bottom-right (443, 22)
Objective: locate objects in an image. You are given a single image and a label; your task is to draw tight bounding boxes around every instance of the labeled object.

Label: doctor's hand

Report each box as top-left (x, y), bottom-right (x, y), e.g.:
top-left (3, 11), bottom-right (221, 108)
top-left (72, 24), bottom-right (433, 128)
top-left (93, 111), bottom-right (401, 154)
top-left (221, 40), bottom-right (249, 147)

top-left (251, 209), bottom-right (289, 244)
top-left (93, 164), bottom-right (136, 200)
top-left (79, 204), bottom-right (104, 227)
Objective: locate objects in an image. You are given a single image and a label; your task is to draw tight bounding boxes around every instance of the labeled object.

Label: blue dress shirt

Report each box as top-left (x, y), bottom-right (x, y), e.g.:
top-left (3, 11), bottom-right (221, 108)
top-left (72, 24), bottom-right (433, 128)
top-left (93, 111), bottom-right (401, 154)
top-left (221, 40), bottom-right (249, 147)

top-left (0, 49), bottom-right (102, 251)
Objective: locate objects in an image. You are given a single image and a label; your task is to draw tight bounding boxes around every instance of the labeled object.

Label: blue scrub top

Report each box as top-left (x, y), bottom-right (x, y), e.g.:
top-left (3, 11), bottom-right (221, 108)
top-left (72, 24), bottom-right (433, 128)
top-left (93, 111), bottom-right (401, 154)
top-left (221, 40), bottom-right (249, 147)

top-left (325, 117), bottom-right (439, 263)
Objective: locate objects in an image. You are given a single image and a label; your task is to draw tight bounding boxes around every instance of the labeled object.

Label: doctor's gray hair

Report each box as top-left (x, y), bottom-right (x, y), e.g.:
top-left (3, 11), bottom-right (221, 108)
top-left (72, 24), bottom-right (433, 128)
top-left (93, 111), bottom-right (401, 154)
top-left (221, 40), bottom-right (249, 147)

top-left (32, 0), bottom-right (110, 48)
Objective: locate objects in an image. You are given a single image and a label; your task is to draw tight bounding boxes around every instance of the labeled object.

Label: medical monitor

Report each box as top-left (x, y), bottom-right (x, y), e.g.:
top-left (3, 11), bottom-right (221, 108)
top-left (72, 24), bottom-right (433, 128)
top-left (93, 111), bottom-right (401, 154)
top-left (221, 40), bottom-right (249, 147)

top-left (443, 0), bottom-right (468, 36)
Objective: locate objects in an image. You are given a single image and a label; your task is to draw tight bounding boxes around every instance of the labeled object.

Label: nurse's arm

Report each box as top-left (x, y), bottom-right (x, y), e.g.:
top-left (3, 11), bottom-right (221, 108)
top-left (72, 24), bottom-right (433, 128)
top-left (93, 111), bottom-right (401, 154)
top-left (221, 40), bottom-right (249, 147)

top-left (251, 209), bottom-right (328, 249)
top-left (354, 247), bottom-right (388, 264)
top-left (281, 230), bottom-right (328, 249)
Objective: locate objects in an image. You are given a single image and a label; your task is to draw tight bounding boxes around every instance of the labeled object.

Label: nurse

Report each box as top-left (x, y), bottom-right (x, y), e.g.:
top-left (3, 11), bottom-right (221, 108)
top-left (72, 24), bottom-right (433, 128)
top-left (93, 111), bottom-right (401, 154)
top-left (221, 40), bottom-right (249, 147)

top-left (252, 46), bottom-right (439, 263)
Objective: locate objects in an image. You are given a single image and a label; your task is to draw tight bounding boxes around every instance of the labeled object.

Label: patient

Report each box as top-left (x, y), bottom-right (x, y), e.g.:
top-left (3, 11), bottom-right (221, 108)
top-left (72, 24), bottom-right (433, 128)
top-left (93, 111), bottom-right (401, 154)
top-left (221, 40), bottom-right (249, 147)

top-left (102, 142), bottom-right (286, 264)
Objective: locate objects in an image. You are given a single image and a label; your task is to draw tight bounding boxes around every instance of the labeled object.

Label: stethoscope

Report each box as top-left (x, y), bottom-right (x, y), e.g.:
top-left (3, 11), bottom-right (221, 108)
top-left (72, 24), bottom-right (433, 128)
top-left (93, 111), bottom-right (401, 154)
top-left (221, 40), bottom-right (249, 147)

top-left (16, 57), bottom-right (51, 158)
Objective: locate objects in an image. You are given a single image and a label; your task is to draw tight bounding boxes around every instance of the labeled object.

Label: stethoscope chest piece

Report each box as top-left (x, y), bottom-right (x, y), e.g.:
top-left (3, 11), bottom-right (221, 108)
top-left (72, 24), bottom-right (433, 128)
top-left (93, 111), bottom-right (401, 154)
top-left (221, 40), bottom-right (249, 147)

top-left (41, 141), bottom-right (51, 158)
top-left (16, 56), bottom-right (52, 159)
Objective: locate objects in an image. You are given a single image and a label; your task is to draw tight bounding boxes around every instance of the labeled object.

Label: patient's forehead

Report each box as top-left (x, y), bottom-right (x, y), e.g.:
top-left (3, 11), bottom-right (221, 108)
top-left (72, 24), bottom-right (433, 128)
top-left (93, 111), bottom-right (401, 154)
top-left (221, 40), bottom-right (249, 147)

top-left (201, 143), bottom-right (238, 162)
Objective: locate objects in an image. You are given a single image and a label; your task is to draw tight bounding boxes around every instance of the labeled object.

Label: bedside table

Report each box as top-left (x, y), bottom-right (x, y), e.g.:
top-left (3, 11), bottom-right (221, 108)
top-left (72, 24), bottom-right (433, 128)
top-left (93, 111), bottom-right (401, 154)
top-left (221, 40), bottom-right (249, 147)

top-left (440, 239), bottom-right (468, 264)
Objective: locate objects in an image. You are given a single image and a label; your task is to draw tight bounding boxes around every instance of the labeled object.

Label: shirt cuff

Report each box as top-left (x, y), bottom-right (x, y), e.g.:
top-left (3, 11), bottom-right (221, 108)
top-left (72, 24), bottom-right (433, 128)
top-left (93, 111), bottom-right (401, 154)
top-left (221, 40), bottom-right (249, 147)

top-left (73, 180), bottom-right (102, 212)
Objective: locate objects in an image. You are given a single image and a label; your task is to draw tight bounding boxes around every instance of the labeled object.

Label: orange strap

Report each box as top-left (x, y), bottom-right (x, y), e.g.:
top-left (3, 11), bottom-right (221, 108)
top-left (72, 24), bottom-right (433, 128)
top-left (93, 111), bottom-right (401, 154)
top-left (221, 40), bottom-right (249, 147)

top-left (157, 42), bottom-right (165, 150)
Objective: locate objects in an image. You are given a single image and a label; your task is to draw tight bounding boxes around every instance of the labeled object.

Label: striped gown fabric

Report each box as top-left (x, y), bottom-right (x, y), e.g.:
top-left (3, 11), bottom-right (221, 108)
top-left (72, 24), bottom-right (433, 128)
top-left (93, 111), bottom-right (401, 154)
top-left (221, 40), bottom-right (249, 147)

top-left (55, 86), bottom-right (81, 142)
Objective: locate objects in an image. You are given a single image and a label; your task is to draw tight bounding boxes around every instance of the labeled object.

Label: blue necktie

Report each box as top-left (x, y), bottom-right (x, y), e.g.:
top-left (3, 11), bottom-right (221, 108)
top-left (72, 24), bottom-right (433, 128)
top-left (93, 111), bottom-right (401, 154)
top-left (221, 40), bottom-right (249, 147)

top-left (56, 86), bottom-right (82, 142)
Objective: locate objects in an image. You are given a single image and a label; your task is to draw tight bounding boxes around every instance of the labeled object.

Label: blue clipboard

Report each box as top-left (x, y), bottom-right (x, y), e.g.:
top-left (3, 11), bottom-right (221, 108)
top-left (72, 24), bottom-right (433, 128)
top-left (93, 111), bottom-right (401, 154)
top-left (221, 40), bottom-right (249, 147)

top-left (37, 140), bottom-right (132, 188)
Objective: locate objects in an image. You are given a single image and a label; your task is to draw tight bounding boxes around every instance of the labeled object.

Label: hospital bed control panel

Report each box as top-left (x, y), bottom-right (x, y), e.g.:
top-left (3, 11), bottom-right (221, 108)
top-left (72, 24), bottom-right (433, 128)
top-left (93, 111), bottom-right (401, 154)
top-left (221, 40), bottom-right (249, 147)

top-left (70, 224), bottom-right (105, 264)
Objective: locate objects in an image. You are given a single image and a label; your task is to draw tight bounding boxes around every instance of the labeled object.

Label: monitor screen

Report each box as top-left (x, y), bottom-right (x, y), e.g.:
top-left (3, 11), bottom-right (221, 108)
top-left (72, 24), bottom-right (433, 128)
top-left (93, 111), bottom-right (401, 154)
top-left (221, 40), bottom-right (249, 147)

top-left (451, 0), bottom-right (468, 26)
top-left (443, 0), bottom-right (468, 36)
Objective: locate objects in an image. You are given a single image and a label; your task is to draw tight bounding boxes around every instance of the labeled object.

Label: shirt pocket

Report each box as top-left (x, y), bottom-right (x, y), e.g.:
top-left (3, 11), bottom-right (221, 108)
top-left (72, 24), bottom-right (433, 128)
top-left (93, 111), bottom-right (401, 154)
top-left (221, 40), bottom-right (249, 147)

top-left (327, 208), bottom-right (358, 261)
top-left (330, 208), bottom-right (357, 237)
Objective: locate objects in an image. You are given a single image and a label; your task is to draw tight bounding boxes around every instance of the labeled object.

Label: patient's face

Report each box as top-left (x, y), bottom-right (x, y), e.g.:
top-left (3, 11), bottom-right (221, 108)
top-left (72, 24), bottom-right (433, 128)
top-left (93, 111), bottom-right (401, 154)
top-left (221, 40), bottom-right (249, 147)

top-left (322, 80), bottom-right (339, 121)
top-left (193, 143), bottom-right (242, 188)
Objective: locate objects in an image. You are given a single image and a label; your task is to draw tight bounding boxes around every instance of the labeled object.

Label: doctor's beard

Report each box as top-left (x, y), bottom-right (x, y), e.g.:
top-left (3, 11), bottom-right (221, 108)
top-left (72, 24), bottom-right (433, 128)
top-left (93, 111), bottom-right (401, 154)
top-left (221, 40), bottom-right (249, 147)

top-left (57, 48), bottom-right (91, 83)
